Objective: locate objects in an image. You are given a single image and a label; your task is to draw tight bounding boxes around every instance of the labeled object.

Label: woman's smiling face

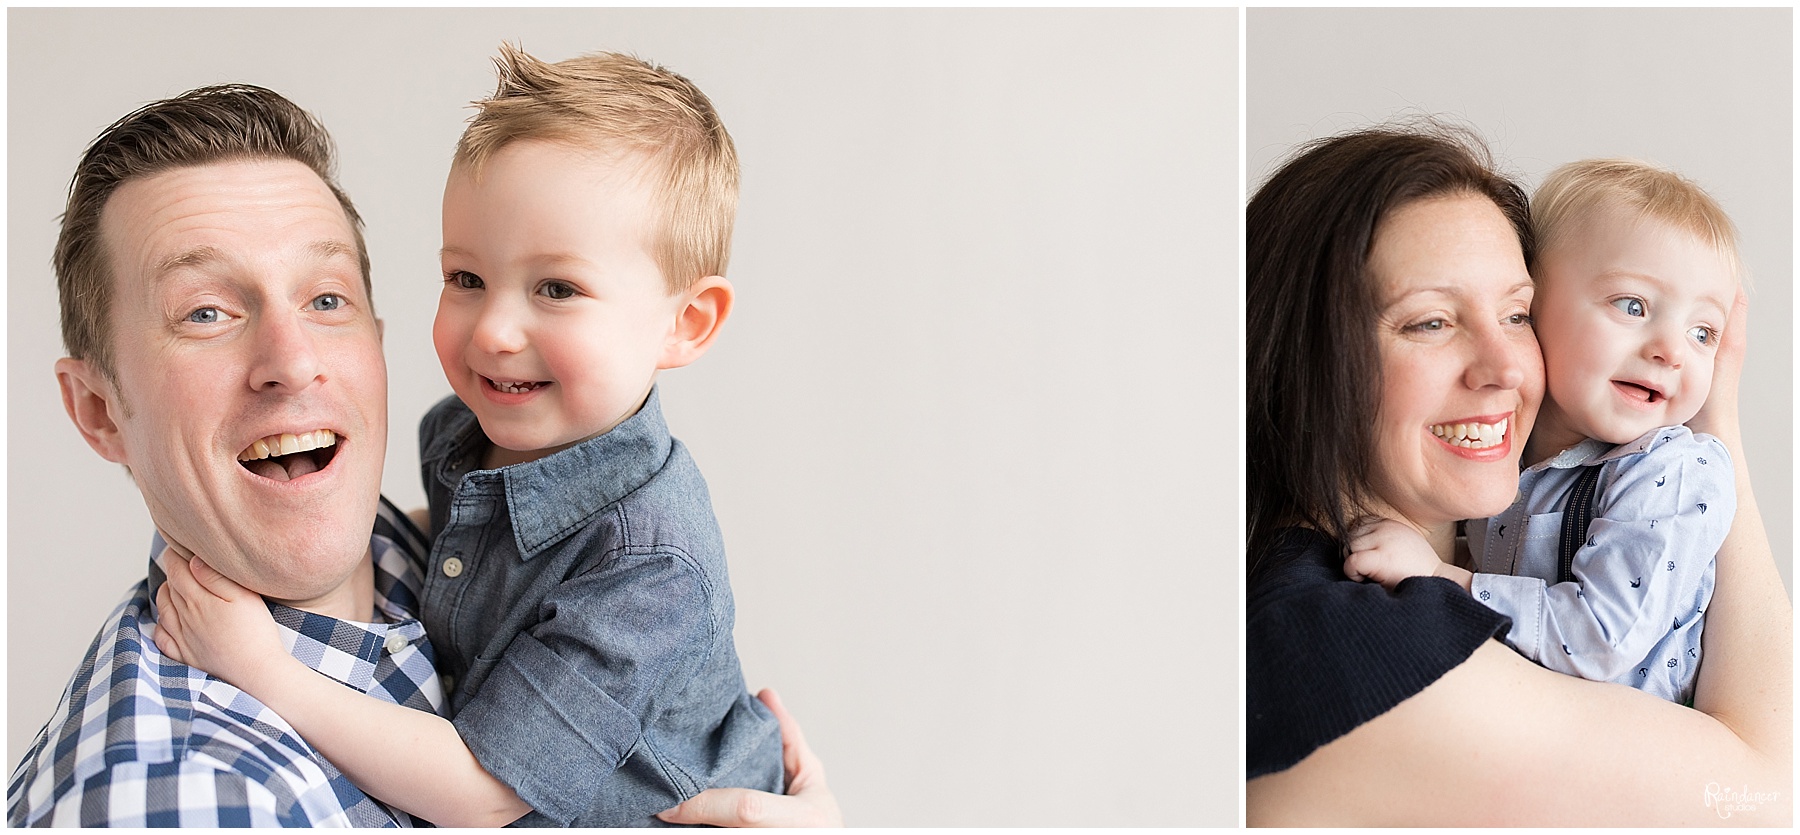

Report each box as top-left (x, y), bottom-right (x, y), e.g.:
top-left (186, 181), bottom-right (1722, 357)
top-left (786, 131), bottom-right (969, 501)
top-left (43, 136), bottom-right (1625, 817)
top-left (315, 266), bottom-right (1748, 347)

top-left (1365, 192), bottom-right (1545, 533)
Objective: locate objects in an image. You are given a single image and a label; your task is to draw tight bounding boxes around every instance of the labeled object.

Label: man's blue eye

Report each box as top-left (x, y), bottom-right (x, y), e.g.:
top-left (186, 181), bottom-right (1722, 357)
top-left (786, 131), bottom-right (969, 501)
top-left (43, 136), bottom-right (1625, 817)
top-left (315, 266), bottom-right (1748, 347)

top-left (1611, 297), bottom-right (1646, 317)
top-left (312, 294), bottom-right (343, 311)
top-left (187, 308), bottom-right (222, 324)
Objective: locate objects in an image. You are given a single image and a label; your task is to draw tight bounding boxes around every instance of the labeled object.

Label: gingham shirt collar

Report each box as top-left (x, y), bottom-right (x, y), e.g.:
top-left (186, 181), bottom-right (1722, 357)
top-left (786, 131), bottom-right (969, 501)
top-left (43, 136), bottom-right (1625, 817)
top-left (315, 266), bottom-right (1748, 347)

top-left (8, 502), bottom-right (443, 827)
top-left (144, 527), bottom-right (441, 714)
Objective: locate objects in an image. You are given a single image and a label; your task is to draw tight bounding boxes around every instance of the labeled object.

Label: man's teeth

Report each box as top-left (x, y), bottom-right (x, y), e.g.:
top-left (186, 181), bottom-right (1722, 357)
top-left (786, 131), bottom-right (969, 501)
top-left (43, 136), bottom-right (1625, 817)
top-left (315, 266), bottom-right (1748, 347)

top-left (238, 429), bottom-right (337, 462)
top-left (490, 379), bottom-right (545, 394)
top-left (1430, 418), bottom-right (1507, 450)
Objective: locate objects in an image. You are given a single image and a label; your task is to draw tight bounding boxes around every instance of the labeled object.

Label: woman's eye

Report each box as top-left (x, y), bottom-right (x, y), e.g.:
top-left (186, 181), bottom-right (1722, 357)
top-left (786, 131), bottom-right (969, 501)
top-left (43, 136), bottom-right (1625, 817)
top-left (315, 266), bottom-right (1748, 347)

top-left (311, 294), bottom-right (344, 312)
top-left (541, 281), bottom-right (576, 300)
top-left (1690, 325), bottom-right (1716, 346)
top-left (1610, 297), bottom-right (1646, 317)
top-left (447, 271), bottom-right (483, 290)
top-left (1407, 318), bottom-right (1447, 332)
top-left (1506, 312), bottom-right (1534, 326)
top-left (186, 307), bottom-right (227, 324)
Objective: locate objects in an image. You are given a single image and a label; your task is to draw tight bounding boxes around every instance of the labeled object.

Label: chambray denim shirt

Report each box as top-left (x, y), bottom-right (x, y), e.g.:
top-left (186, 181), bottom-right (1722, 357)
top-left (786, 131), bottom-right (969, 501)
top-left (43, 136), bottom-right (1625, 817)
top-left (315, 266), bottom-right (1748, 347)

top-left (418, 387), bottom-right (781, 827)
top-left (1468, 426), bottom-right (1732, 703)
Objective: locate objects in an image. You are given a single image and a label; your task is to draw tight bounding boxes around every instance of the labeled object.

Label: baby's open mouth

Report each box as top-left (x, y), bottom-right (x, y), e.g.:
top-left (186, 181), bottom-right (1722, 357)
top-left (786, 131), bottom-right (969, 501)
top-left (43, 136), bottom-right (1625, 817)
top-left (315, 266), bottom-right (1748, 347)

top-left (238, 430), bottom-right (339, 482)
top-left (1616, 381), bottom-right (1663, 403)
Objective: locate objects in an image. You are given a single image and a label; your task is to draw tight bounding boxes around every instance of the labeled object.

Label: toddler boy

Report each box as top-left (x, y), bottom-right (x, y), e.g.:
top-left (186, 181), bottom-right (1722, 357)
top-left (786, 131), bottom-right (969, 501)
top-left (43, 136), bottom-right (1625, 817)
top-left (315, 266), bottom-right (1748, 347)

top-left (1346, 159), bottom-right (1740, 704)
top-left (155, 45), bottom-right (781, 825)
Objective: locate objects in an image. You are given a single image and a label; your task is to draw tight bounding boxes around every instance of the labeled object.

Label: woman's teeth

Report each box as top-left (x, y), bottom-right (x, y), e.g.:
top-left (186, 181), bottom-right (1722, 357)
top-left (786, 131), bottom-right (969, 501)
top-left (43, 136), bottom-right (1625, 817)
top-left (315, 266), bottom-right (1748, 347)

top-left (1430, 418), bottom-right (1507, 449)
top-left (238, 429), bottom-right (337, 462)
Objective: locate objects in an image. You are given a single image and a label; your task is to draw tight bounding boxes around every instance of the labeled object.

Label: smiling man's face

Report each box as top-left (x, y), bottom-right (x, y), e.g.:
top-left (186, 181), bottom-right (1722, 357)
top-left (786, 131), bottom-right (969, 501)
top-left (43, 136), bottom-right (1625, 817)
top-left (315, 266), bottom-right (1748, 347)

top-left (59, 157), bottom-right (387, 612)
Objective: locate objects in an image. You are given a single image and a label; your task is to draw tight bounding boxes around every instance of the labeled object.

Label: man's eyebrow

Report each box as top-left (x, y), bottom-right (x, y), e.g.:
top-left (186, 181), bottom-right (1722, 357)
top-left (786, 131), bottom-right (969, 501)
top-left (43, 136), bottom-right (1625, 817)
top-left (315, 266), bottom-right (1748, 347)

top-left (309, 239), bottom-right (360, 264)
top-left (153, 245), bottom-right (224, 279)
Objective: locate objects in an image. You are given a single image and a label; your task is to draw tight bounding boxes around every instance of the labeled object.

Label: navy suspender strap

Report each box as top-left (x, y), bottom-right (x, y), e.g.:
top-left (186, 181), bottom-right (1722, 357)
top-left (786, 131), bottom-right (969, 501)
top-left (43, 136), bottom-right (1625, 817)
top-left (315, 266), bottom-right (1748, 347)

top-left (1557, 465), bottom-right (1605, 584)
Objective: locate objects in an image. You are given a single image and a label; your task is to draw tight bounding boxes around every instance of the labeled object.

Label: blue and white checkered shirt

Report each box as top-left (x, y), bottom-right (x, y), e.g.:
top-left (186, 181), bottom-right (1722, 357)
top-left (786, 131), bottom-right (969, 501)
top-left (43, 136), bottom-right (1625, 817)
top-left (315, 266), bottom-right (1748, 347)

top-left (8, 499), bottom-right (444, 827)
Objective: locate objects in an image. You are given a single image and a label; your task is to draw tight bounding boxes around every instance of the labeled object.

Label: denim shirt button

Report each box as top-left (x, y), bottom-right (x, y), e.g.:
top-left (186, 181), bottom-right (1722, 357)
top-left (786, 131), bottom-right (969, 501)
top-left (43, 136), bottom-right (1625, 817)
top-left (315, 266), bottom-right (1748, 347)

top-left (442, 557), bottom-right (465, 578)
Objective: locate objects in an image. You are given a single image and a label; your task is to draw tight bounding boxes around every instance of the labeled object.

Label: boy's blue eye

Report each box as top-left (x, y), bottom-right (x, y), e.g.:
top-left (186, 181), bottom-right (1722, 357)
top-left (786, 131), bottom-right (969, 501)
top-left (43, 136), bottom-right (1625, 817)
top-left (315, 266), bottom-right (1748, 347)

top-left (1611, 297), bottom-right (1646, 317)
top-left (1690, 325), bottom-right (1715, 346)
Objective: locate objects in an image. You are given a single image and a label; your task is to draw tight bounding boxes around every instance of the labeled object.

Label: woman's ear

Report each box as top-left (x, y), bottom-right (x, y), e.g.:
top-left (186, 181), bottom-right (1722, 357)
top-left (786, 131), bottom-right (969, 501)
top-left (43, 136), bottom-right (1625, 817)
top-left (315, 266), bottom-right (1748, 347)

top-left (659, 275), bottom-right (735, 370)
top-left (55, 356), bottom-right (131, 464)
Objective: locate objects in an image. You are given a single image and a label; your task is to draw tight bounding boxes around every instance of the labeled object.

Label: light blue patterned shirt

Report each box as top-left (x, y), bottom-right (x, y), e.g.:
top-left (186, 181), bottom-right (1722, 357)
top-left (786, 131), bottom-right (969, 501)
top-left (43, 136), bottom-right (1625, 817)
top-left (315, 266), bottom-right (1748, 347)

top-left (1468, 426), bottom-right (1732, 703)
top-left (8, 499), bottom-right (444, 827)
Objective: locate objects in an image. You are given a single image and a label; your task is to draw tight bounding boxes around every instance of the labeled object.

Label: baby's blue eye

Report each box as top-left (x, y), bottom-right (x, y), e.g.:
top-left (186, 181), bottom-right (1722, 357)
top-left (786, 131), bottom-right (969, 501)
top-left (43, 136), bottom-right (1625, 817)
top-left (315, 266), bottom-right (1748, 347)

top-left (1611, 297), bottom-right (1646, 317)
top-left (187, 307), bottom-right (223, 324)
top-left (311, 294), bottom-right (344, 311)
top-left (1690, 326), bottom-right (1715, 346)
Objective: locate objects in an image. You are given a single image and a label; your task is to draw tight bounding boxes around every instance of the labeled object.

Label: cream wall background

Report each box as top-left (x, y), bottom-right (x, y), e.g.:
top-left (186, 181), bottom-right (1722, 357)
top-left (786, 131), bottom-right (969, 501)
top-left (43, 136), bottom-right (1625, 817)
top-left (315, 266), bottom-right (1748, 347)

top-left (7, 8), bottom-right (1234, 826)
top-left (1249, 7), bottom-right (1794, 595)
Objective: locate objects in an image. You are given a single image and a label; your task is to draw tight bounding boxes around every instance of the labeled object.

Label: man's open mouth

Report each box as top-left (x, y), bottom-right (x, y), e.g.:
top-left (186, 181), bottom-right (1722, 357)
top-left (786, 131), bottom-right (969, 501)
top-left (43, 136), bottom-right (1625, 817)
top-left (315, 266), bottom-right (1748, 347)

top-left (238, 430), bottom-right (339, 482)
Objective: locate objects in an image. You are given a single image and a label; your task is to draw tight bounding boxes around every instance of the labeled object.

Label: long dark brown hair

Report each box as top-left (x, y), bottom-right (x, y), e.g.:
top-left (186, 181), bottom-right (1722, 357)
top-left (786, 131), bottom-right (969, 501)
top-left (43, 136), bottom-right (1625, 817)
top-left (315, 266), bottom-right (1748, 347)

top-left (1246, 124), bottom-right (1532, 579)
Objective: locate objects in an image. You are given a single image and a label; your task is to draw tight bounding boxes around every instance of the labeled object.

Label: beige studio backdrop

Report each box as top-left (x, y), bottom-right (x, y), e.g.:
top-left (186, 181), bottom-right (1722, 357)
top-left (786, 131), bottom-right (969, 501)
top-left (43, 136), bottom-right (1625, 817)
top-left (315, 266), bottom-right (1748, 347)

top-left (6, 8), bottom-right (1234, 827)
top-left (1249, 7), bottom-right (1794, 598)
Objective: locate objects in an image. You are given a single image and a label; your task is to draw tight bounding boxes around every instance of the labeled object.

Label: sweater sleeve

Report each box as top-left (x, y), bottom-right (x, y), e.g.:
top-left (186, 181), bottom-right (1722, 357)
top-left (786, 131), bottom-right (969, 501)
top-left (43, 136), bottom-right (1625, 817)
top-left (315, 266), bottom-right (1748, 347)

top-left (1248, 528), bottom-right (1511, 778)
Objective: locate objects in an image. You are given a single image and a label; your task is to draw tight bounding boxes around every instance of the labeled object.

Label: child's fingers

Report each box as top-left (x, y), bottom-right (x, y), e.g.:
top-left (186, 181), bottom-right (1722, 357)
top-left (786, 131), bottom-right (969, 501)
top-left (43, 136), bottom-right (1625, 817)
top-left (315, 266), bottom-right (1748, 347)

top-left (188, 555), bottom-right (250, 601)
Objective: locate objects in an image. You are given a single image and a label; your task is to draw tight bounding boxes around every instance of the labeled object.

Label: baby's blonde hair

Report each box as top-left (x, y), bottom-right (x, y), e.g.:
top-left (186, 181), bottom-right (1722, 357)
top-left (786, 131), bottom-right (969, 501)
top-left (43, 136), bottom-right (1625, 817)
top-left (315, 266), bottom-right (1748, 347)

top-left (1531, 158), bottom-right (1743, 284)
top-left (455, 43), bottom-right (739, 293)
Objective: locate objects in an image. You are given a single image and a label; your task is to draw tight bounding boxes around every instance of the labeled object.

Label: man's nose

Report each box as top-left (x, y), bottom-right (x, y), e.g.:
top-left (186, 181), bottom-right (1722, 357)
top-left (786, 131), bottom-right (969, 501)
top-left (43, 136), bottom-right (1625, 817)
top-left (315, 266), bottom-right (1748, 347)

top-left (247, 308), bottom-right (324, 391)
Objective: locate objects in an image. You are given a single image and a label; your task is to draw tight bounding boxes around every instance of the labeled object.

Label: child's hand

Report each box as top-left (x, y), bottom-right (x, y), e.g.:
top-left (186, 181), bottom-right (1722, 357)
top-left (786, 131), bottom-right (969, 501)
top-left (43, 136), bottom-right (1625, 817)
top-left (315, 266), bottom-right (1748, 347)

top-left (153, 546), bottom-right (286, 691)
top-left (1344, 518), bottom-right (1447, 591)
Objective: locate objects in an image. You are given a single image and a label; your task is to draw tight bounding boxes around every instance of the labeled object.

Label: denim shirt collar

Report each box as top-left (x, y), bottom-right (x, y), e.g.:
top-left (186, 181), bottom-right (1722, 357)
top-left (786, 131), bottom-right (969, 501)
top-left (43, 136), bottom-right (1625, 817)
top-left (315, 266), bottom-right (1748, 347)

top-left (422, 385), bottom-right (674, 559)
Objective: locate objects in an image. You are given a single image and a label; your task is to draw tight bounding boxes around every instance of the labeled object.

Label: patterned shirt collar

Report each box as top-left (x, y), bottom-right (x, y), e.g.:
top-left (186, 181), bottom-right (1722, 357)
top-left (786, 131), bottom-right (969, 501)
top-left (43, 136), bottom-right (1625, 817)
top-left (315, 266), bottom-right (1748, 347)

top-left (9, 500), bottom-right (442, 827)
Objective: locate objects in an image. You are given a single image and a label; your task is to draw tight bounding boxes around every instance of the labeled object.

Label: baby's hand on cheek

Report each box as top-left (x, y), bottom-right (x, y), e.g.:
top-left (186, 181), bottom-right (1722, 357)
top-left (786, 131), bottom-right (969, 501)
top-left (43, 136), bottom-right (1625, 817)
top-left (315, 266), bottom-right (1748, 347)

top-left (153, 548), bottom-right (287, 692)
top-left (1343, 518), bottom-right (1445, 591)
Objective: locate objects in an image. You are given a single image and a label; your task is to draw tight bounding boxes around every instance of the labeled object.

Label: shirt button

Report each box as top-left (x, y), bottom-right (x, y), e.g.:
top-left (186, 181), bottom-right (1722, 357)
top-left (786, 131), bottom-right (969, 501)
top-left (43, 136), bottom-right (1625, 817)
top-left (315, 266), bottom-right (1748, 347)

top-left (442, 557), bottom-right (464, 578)
top-left (384, 632), bottom-right (408, 655)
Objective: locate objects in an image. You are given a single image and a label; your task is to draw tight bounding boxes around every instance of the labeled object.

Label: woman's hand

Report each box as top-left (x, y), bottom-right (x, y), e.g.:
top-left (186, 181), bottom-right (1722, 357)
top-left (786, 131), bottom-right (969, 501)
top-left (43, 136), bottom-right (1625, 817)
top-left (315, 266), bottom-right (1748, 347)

top-left (657, 689), bottom-right (843, 827)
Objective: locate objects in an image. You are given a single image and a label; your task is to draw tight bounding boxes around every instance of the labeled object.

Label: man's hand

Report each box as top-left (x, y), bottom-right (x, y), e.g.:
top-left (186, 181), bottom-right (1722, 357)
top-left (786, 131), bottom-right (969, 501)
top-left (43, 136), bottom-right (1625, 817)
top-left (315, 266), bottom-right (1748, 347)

top-left (657, 689), bottom-right (844, 827)
top-left (153, 545), bottom-right (289, 692)
top-left (1344, 517), bottom-right (1469, 592)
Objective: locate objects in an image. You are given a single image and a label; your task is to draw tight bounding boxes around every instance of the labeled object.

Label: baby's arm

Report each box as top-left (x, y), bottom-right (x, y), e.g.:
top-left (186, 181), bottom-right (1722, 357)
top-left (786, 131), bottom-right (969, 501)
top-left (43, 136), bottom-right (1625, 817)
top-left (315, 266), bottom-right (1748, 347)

top-left (1472, 432), bottom-right (1735, 681)
top-left (1344, 517), bottom-right (1473, 592)
top-left (152, 549), bottom-right (529, 827)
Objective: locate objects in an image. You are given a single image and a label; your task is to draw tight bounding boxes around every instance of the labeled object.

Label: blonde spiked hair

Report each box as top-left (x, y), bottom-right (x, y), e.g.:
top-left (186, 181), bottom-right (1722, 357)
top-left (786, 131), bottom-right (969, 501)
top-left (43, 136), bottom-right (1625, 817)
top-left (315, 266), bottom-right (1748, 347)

top-left (1531, 158), bottom-right (1743, 284)
top-left (455, 44), bottom-right (739, 293)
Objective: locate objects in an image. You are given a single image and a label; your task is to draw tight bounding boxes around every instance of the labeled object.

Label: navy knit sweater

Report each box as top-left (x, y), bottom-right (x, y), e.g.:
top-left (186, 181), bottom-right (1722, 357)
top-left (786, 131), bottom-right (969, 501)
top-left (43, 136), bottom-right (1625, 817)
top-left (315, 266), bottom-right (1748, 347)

top-left (1247, 527), bottom-right (1512, 778)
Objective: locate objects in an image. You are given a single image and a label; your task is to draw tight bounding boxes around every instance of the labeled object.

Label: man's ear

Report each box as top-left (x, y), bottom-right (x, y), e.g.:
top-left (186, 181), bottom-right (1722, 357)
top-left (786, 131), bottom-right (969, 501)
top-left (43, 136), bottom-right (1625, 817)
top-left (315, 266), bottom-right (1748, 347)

top-left (659, 275), bottom-right (734, 370)
top-left (55, 356), bottom-right (130, 464)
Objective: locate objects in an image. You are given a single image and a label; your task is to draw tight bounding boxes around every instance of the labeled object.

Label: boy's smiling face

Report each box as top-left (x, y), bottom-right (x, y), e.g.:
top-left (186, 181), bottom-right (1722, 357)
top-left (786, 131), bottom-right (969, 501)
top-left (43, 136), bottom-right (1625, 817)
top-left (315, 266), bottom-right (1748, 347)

top-left (1529, 207), bottom-right (1737, 454)
top-left (436, 140), bottom-right (685, 466)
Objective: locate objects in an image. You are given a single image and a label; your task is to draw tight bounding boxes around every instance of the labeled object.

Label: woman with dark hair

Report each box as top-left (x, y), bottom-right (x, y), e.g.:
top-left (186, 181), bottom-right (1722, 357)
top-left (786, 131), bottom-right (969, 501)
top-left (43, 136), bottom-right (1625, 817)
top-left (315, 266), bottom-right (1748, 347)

top-left (1246, 125), bottom-right (1791, 824)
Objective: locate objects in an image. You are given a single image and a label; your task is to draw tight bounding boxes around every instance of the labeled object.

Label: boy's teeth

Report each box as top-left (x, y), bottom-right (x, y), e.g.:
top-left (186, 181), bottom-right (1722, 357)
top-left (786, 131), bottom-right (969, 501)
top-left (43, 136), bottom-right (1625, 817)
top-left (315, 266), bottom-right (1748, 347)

top-left (238, 429), bottom-right (337, 461)
top-left (491, 379), bottom-right (544, 394)
top-left (1429, 418), bottom-right (1507, 449)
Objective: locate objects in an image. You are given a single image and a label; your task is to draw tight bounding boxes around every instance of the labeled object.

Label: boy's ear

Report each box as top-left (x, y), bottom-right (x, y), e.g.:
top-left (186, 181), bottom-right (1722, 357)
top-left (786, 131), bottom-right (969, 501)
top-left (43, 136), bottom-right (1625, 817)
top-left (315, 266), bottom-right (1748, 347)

top-left (659, 275), bottom-right (734, 370)
top-left (55, 356), bottom-right (131, 464)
